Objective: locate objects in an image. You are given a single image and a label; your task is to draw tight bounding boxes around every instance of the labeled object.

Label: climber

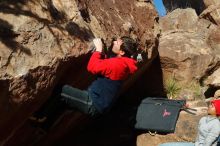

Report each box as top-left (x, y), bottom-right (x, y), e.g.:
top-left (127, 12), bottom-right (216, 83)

top-left (29, 36), bottom-right (139, 123)
top-left (61, 36), bottom-right (138, 117)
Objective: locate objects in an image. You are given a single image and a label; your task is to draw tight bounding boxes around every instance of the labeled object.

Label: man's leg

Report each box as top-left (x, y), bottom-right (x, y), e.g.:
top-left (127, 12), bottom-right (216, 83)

top-left (61, 85), bottom-right (93, 114)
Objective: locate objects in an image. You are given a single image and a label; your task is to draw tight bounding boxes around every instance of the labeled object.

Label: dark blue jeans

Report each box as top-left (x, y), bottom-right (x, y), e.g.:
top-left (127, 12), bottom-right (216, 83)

top-left (218, 135), bottom-right (220, 146)
top-left (61, 85), bottom-right (100, 117)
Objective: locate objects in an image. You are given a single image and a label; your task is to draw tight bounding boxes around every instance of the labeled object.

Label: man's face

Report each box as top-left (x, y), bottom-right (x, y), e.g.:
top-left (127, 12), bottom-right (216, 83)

top-left (207, 103), bottom-right (217, 116)
top-left (112, 38), bottom-right (123, 54)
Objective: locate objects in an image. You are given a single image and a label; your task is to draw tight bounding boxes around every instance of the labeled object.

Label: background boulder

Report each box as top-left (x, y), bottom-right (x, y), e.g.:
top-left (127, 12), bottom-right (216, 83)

top-left (158, 8), bottom-right (220, 98)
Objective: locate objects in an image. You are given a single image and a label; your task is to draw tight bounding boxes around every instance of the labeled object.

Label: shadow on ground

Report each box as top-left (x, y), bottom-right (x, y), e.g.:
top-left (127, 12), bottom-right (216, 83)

top-left (57, 100), bottom-right (139, 146)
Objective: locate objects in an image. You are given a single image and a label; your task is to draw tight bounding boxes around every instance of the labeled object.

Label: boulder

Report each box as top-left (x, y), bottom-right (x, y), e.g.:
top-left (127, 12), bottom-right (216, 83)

top-left (159, 8), bottom-right (218, 85)
top-left (159, 8), bottom-right (198, 32)
top-left (208, 27), bottom-right (220, 53)
top-left (0, 0), bottom-right (158, 145)
top-left (204, 67), bottom-right (220, 87)
top-left (200, 0), bottom-right (220, 25)
top-left (203, 0), bottom-right (220, 7)
top-left (202, 27), bottom-right (220, 88)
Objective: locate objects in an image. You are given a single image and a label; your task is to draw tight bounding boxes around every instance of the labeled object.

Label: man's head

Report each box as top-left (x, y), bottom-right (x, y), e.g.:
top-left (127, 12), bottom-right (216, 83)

top-left (111, 36), bottom-right (137, 58)
top-left (214, 90), bottom-right (220, 98)
top-left (208, 99), bottom-right (220, 116)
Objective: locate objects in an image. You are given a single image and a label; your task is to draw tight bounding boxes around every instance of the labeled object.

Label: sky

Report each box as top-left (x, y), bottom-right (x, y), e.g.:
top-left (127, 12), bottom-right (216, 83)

top-left (153, 0), bottom-right (166, 17)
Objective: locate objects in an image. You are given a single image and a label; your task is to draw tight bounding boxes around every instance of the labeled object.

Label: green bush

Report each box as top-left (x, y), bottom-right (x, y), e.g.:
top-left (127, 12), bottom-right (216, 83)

top-left (165, 76), bottom-right (181, 99)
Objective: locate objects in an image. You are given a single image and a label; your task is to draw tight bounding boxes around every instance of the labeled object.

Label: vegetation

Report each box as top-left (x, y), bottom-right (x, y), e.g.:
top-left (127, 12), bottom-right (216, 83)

top-left (164, 76), bottom-right (181, 99)
top-left (164, 75), bottom-right (203, 100)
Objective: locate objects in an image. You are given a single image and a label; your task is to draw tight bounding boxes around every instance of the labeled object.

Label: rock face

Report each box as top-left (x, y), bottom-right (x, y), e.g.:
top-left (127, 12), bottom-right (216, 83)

top-left (158, 8), bottom-right (220, 91)
top-left (162, 0), bottom-right (205, 15)
top-left (2, 0), bottom-right (220, 145)
top-left (204, 0), bottom-right (220, 7)
top-left (200, 0), bottom-right (220, 26)
top-left (208, 27), bottom-right (220, 53)
top-left (205, 66), bottom-right (220, 87)
top-left (203, 27), bottom-right (220, 88)
top-left (0, 0), bottom-right (158, 145)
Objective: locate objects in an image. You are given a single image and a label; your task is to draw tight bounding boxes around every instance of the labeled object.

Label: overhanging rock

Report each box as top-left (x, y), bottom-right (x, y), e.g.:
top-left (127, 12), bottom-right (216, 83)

top-left (0, 0), bottom-right (159, 145)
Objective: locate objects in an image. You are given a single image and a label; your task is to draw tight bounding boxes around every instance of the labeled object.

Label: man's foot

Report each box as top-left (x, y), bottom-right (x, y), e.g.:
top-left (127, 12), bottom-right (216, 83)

top-left (37, 116), bottom-right (47, 123)
top-left (29, 116), bottom-right (37, 121)
top-left (29, 116), bottom-right (47, 123)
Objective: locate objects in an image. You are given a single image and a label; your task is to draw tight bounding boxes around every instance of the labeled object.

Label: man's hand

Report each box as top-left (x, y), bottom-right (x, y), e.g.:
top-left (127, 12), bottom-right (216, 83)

top-left (93, 38), bottom-right (103, 52)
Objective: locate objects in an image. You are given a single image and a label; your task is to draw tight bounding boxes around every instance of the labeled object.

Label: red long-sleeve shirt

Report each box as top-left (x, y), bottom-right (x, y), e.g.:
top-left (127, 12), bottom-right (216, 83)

top-left (87, 52), bottom-right (137, 80)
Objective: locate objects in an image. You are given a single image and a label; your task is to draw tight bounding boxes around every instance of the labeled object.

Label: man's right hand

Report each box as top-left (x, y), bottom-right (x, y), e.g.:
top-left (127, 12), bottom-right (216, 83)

top-left (93, 38), bottom-right (103, 52)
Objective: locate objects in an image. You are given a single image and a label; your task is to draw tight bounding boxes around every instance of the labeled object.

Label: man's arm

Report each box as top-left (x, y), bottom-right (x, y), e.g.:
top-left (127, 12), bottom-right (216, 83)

top-left (87, 52), bottom-right (108, 75)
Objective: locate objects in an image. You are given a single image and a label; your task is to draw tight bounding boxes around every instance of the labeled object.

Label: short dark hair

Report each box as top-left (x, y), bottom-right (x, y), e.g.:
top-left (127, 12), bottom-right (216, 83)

top-left (120, 36), bottom-right (137, 58)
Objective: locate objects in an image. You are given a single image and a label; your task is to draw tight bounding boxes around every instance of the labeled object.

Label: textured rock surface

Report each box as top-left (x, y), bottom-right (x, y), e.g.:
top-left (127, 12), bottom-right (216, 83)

top-left (208, 27), bottom-right (220, 53)
top-left (205, 67), bottom-right (220, 87)
top-left (158, 8), bottom-right (220, 88)
top-left (1, 0), bottom-right (220, 145)
top-left (200, 0), bottom-right (220, 26)
top-left (159, 8), bottom-right (198, 32)
top-left (204, 0), bottom-right (220, 7)
top-left (0, 0), bottom-right (158, 145)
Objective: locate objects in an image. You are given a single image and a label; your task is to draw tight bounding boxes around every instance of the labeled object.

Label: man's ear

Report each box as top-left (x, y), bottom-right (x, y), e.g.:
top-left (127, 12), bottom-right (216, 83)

top-left (119, 50), bottom-right (125, 56)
